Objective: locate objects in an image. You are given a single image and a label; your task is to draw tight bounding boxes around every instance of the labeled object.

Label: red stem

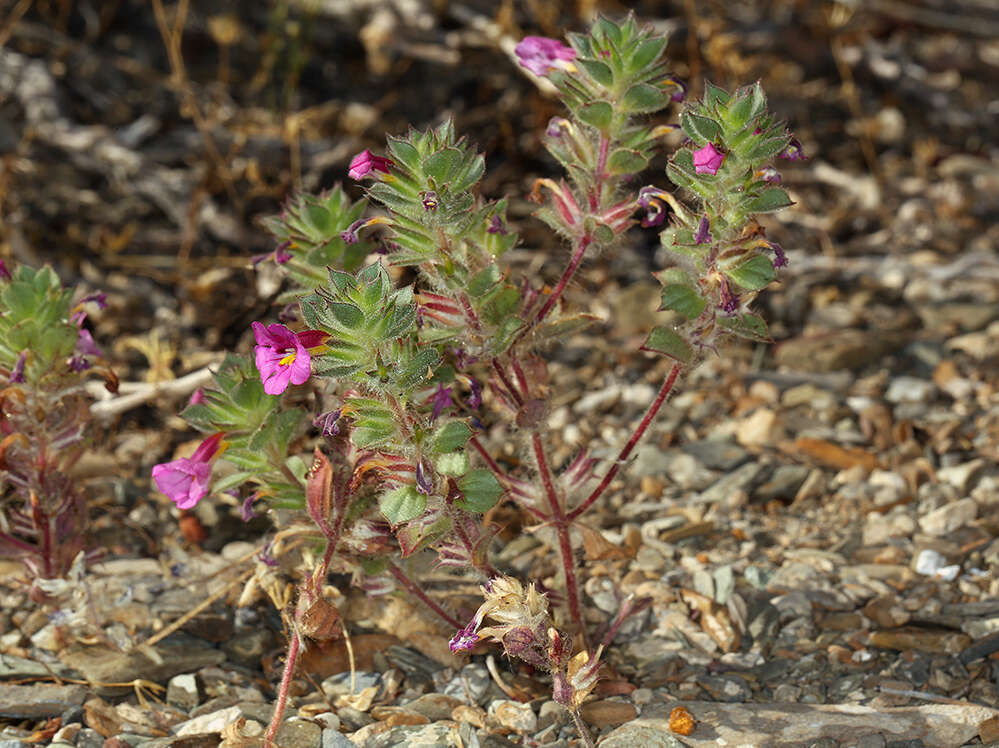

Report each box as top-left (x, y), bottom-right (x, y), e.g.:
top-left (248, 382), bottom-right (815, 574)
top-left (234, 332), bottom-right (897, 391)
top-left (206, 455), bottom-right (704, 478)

top-left (590, 135), bottom-right (610, 210)
top-left (387, 561), bottom-right (463, 629)
top-left (534, 234), bottom-right (591, 327)
top-left (263, 629), bottom-right (301, 748)
top-left (531, 432), bottom-right (585, 642)
top-left (568, 363), bottom-right (682, 521)
top-left (491, 359), bottom-right (523, 407)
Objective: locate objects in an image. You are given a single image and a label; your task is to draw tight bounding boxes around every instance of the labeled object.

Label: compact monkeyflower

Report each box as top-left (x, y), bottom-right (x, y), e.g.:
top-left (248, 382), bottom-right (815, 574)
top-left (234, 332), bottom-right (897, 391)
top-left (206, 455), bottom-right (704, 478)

top-left (347, 149), bottom-right (394, 180)
top-left (152, 432), bottom-right (226, 510)
top-left (693, 143), bottom-right (725, 175)
top-left (252, 321), bottom-right (327, 395)
top-left (780, 137), bottom-right (806, 161)
top-left (515, 36), bottom-right (576, 77)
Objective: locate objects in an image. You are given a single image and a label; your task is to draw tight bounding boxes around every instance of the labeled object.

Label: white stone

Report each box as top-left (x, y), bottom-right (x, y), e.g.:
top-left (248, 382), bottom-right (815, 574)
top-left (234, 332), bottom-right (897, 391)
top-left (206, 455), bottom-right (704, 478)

top-left (919, 497), bottom-right (977, 536)
top-left (488, 699), bottom-right (537, 733)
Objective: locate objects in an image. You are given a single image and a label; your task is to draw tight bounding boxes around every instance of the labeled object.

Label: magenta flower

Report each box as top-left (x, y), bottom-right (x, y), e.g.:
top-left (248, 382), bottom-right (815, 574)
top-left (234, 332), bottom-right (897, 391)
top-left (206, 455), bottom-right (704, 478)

top-left (693, 143), bottom-right (725, 175)
top-left (694, 216), bottom-right (713, 245)
top-left (514, 36), bottom-right (576, 77)
top-left (0, 260), bottom-right (10, 281)
top-left (780, 137), bottom-right (806, 161)
top-left (76, 329), bottom-right (102, 358)
top-left (348, 149), bottom-right (394, 180)
top-left (252, 322), bottom-right (327, 395)
top-left (9, 351), bottom-right (27, 383)
top-left (152, 432), bottom-right (225, 510)
top-left (429, 382), bottom-right (453, 423)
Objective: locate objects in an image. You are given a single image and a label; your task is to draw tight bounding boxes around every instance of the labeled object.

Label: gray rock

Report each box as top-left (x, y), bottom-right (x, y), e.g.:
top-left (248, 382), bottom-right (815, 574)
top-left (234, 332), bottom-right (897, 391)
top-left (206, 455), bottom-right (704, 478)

top-left (221, 628), bottom-right (274, 667)
top-left (173, 705), bottom-right (242, 736)
top-left (600, 725), bottom-right (686, 748)
top-left (365, 722), bottom-right (456, 747)
top-left (321, 671), bottom-right (381, 697)
top-left (885, 376), bottom-right (936, 404)
top-left (165, 673), bottom-right (199, 711)
top-left (322, 729), bottom-right (355, 748)
top-left (443, 663), bottom-right (490, 704)
top-left (0, 684), bottom-right (88, 719)
top-left (75, 728), bottom-right (103, 748)
top-left (857, 735), bottom-right (888, 748)
top-left (600, 701), bottom-right (997, 747)
top-left (59, 640), bottom-right (224, 697)
top-left (681, 439), bottom-right (750, 471)
top-left (754, 465), bottom-right (811, 502)
top-left (919, 498), bottom-right (977, 536)
top-left (696, 462), bottom-right (769, 505)
top-left (274, 718), bottom-right (322, 748)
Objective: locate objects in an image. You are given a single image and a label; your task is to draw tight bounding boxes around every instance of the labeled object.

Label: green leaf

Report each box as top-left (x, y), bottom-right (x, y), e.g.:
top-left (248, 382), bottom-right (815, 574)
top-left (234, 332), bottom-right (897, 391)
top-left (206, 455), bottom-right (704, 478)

top-left (704, 81), bottom-right (731, 107)
top-left (577, 101), bottom-right (613, 131)
top-left (330, 302), bottom-right (364, 329)
top-left (726, 255), bottom-right (775, 291)
top-left (748, 82), bottom-right (767, 120)
top-left (595, 16), bottom-right (623, 46)
top-left (436, 451), bottom-right (470, 477)
top-left (578, 59), bottom-right (614, 87)
top-left (744, 134), bottom-right (790, 162)
top-left (628, 36), bottom-right (667, 73)
top-left (379, 485), bottom-right (426, 525)
top-left (716, 313), bottom-right (771, 342)
top-left (727, 92), bottom-right (755, 131)
top-left (212, 471), bottom-right (258, 493)
top-left (660, 284), bottom-right (707, 320)
top-left (424, 147), bottom-right (463, 183)
top-left (395, 509), bottom-right (450, 557)
top-left (467, 264), bottom-right (502, 297)
top-left (680, 112), bottom-right (721, 144)
top-left (386, 137), bottom-right (421, 172)
top-left (621, 83), bottom-right (669, 114)
top-left (432, 420), bottom-right (472, 453)
top-left (743, 188), bottom-right (793, 214)
top-left (641, 326), bottom-right (693, 363)
top-left (606, 148), bottom-right (649, 175)
top-left (456, 469), bottom-right (503, 513)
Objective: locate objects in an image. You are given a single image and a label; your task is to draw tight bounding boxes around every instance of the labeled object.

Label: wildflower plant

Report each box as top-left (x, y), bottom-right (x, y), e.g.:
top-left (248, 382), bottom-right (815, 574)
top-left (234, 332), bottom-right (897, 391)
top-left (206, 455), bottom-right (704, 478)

top-left (0, 263), bottom-right (109, 595)
top-left (155, 13), bottom-right (799, 746)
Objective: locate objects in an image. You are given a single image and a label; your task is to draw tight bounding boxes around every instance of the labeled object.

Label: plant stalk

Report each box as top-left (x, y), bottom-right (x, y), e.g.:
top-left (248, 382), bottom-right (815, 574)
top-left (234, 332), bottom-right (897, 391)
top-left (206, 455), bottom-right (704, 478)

top-left (568, 362), bottom-right (682, 521)
top-left (263, 627), bottom-right (301, 748)
top-left (531, 432), bottom-right (586, 644)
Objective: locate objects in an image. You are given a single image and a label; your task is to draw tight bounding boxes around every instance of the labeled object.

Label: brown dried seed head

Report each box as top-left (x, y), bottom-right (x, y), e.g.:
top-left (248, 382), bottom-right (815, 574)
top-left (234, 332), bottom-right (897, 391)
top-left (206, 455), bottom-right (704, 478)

top-left (297, 596), bottom-right (342, 641)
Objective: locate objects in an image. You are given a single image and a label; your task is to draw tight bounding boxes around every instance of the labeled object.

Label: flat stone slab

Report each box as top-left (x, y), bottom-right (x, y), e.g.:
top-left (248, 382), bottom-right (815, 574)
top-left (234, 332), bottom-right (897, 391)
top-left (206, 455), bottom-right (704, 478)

top-left (59, 640), bottom-right (225, 696)
top-left (600, 701), bottom-right (999, 748)
top-left (0, 683), bottom-right (88, 719)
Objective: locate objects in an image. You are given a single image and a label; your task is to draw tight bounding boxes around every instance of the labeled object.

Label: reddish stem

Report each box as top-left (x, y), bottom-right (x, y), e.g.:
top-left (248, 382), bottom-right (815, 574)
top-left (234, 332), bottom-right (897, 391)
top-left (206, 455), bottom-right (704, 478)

top-left (568, 363), bottom-right (682, 521)
top-left (387, 561), bottom-right (463, 629)
top-left (531, 433), bottom-right (586, 643)
top-left (534, 234), bottom-right (591, 327)
top-left (590, 135), bottom-right (610, 210)
top-left (263, 629), bottom-right (301, 748)
top-left (491, 359), bottom-right (523, 407)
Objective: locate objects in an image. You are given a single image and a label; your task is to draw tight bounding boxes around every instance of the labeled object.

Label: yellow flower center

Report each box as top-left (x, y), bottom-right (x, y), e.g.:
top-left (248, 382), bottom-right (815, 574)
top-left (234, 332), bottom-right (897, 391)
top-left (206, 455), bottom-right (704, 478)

top-left (278, 352), bottom-right (297, 366)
